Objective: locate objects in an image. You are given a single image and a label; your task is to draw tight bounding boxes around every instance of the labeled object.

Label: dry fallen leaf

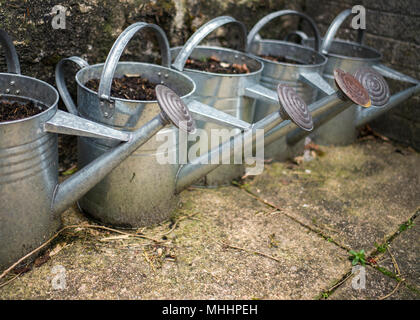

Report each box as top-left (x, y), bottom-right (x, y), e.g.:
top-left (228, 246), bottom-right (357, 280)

top-left (49, 243), bottom-right (66, 257)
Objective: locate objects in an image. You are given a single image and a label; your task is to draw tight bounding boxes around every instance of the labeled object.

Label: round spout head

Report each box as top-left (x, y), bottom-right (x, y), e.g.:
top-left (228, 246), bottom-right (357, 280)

top-left (354, 67), bottom-right (390, 107)
top-left (277, 84), bottom-right (314, 131)
top-left (334, 68), bottom-right (371, 108)
top-left (156, 85), bottom-right (197, 134)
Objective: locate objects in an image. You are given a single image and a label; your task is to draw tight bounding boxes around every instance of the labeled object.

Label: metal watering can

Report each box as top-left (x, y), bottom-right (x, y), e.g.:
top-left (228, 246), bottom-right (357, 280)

top-left (246, 10), bottom-right (336, 160)
top-left (171, 16), bottom-right (296, 187)
top-left (56, 22), bottom-right (259, 228)
top-left (0, 30), bottom-right (192, 270)
top-left (302, 9), bottom-right (420, 145)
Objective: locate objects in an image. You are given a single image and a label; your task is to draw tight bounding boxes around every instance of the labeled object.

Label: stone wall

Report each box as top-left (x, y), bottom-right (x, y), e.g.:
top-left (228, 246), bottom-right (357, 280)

top-left (0, 0), bottom-right (303, 83)
top-left (305, 0), bottom-right (420, 150)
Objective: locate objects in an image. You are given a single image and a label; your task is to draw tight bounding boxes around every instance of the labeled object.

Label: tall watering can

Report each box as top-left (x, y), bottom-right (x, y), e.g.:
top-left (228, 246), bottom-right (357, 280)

top-left (0, 30), bottom-right (192, 270)
top-left (302, 9), bottom-right (420, 145)
top-left (246, 10), bottom-right (335, 160)
top-left (56, 22), bottom-right (257, 228)
top-left (171, 16), bottom-right (296, 186)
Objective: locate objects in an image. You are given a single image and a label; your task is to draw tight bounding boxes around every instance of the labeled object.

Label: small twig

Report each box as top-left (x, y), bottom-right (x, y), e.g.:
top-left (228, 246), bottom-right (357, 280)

top-left (328, 273), bottom-right (354, 292)
top-left (379, 281), bottom-right (402, 300)
top-left (218, 240), bottom-right (281, 263)
top-left (378, 247), bottom-right (405, 300)
top-left (0, 273), bottom-right (22, 289)
top-left (83, 224), bottom-right (161, 243)
top-left (159, 212), bottom-right (199, 237)
top-left (387, 247), bottom-right (401, 277)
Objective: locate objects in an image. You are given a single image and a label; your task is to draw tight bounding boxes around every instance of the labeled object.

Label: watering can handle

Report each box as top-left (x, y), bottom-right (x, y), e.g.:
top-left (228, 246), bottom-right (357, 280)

top-left (55, 56), bottom-right (90, 115)
top-left (0, 30), bottom-right (21, 74)
top-left (321, 9), bottom-right (365, 55)
top-left (284, 31), bottom-right (309, 43)
top-left (98, 22), bottom-right (171, 118)
top-left (172, 16), bottom-right (247, 71)
top-left (246, 10), bottom-right (321, 53)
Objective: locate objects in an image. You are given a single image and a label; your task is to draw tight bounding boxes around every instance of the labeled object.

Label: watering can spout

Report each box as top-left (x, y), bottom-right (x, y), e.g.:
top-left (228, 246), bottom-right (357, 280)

top-left (50, 85), bottom-right (197, 215)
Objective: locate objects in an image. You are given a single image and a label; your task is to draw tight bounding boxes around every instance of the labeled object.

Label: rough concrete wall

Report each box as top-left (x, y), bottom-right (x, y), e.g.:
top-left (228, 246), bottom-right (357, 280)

top-left (305, 0), bottom-right (420, 150)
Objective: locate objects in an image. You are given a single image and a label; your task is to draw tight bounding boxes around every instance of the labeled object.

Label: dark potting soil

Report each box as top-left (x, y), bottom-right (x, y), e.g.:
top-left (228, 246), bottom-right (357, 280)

top-left (0, 98), bottom-right (44, 122)
top-left (259, 55), bottom-right (305, 65)
top-left (185, 56), bottom-right (251, 74)
top-left (84, 75), bottom-right (157, 101)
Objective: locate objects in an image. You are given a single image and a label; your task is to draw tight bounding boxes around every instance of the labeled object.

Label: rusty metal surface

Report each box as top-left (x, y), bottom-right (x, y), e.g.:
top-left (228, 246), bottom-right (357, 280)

top-left (277, 84), bottom-right (313, 131)
top-left (156, 85), bottom-right (196, 134)
top-left (334, 69), bottom-right (371, 108)
top-left (354, 67), bottom-right (390, 107)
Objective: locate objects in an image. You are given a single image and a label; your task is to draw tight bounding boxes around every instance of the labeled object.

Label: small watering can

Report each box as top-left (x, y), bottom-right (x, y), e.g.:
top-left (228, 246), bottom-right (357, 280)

top-left (0, 30), bottom-right (194, 270)
top-left (56, 22), bottom-right (262, 228)
top-left (302, 9), bottom-right (420, 145)
top-left (246, 10), bottom-right (336, 160)
top-left (171, 16), bottom-right (298, 186)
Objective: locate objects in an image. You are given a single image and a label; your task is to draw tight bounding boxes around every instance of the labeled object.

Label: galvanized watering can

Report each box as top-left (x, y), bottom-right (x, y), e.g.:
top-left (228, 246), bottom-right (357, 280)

top-left (171, 16), bottom-right (298, 186)
top-left (0, 30), bottom-right (193, 270)
top-left (56, 22), bottom-right (262, 228)
top-left (302, 9), bottom-right (420, 145)
top-left (246, 10), bottom-right (336, 160)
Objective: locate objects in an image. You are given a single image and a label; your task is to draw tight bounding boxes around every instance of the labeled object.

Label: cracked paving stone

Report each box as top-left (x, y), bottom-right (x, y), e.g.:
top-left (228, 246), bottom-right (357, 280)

top-left (329, 266), bottom-right (419, 300)
top-left (376, 214), bottom-right (420, 290)
top-left (248, 139), bottom-right (420, 252)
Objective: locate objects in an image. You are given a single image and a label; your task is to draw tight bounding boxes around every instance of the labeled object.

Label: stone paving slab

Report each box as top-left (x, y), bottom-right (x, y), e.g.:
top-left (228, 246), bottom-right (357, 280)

top-left (0, 139), bottom-right (418, 300)
top-left (329, 266), bottom-right (419, 300)
top-left (0, 186), bottom-right (349, 300)
top-left (376, 214), bottom-right (420, 291)
top-left (248, 139), bottom-right (420, 252)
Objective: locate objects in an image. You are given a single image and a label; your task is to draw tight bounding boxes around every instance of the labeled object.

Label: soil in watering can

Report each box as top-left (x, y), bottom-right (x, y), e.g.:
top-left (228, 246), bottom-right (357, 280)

top-left (259, 55), bottom-right (305, 65)
top-left (85, 75), bottom-right (158, 101)
top-left (185, 56), bottom-right (251, 74)
top-left (0, 98), bottom-right (45, 122)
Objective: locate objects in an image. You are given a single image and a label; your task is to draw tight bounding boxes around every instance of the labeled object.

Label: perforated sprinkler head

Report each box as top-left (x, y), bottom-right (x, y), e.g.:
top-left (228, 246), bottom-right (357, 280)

top-left (353, 67), bottom-right (390, 107)
top-left (277, 84), bottom-right (313, 131)
top-left (156, 85), bottom-right (196, 134)
top-left (334, 68), bottom-right (371, 108)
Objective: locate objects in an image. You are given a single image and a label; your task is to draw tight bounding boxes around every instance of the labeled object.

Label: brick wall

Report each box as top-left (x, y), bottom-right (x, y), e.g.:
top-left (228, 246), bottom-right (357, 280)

top-left (304, 0), bottom-right (420, 150)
